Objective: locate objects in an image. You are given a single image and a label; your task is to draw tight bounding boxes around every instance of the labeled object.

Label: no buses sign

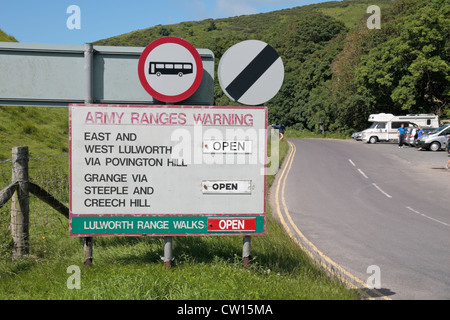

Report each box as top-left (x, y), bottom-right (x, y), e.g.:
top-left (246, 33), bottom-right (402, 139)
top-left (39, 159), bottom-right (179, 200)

top-left (138, 37), bottom-right (204, 103)
top-left (69, 104), bottom-right (267, 236)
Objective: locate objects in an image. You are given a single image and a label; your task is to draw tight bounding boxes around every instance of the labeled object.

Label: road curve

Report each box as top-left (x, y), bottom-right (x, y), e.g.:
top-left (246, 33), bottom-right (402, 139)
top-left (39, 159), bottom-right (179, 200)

top-left (271, 138), bottom-right (450, 300)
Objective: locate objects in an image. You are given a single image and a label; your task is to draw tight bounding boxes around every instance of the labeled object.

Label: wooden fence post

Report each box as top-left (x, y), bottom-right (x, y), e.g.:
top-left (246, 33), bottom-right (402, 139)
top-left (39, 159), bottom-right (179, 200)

top-left (10, 146), bottom-right (30, 258)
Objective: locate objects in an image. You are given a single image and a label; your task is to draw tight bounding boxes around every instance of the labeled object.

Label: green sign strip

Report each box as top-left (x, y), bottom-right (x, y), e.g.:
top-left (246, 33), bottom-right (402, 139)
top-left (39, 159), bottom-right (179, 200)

top-left (71, 215), bottom-right (265, 236)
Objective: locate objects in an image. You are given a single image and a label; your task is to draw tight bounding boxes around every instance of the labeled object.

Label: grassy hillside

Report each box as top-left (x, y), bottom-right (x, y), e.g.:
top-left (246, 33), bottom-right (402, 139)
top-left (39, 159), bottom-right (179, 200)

top-left (95, 1), bottom-right (392, 48)
top-left (315, 0), bottom-right (390, 28)
top-left (0, 29), bottom-right (17, 42)
top-left (0, 106), bottom-right (69, 161)
top-left (0, 30), bottom-right (68, 161)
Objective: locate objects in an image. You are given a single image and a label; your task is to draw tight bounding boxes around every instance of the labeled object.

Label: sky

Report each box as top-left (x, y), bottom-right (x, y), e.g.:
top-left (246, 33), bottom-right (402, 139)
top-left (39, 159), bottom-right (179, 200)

top-left (0, 0), bottom-right (331, 45)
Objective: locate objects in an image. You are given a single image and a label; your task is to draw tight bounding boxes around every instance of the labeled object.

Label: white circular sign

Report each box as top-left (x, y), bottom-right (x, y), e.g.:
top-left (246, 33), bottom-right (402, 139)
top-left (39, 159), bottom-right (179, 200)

top-left (138, 37), bottom-right (203, 103)
top-left (218, 40), bottom-right (284, 106)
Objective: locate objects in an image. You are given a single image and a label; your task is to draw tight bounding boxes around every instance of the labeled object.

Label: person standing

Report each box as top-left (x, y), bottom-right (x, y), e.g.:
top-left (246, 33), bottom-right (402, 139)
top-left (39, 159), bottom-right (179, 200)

top-left (279, 124), bottom-right (286, 140)
top-left (398, 124), bottom-right (406, 148)
top-left (272, 124), bottom-right (286, 140)
top-left (417, 125), bottom-right (424, 139)
top-left (416, 125), bottom-right (424, 150)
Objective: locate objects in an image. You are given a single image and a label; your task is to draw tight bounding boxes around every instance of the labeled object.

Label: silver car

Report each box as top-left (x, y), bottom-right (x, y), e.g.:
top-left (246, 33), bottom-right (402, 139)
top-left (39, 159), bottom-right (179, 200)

top-left (416, 124), bottom-right (450, 151)
top-left (404, 127), bottom-right (417, 146)
top-left (405, 127), bottom-right (435, 147)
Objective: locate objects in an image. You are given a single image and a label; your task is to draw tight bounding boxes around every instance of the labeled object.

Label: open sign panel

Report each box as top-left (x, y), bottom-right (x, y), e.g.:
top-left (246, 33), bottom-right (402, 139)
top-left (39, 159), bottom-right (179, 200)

top-left (69, 104), bottom-right (267, 236)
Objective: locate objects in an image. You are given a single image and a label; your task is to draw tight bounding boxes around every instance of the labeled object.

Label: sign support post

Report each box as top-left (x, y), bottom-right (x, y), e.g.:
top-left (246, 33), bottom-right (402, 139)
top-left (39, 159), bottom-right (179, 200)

top-left (83, 43), bottom-right (94, 267)
top-left (83, 236), bottom-right (93, 267)
top-left (84, 43), bottom-right (94, 104)
top-left (164, 236), bottom-right (173, 269)
top-left (242, 235), bottom-right (251, 268)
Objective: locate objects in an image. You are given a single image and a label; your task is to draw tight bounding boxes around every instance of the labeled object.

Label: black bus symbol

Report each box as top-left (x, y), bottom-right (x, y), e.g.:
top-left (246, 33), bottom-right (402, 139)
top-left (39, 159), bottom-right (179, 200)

top-left (149, 62), bottom-right (193, 77)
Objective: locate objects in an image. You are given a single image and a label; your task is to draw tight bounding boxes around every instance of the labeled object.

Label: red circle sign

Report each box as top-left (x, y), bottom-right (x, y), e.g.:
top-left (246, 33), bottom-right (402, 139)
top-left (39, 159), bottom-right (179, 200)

top-left (138, 37), bottom-right (203, 103)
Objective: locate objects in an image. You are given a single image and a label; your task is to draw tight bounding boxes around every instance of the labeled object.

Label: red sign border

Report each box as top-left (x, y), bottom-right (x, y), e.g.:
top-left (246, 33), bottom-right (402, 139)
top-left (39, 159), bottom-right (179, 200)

top-left (68, 104), bottom-right (267, 237)
top-left (138, 37), bottom-right (204, 103)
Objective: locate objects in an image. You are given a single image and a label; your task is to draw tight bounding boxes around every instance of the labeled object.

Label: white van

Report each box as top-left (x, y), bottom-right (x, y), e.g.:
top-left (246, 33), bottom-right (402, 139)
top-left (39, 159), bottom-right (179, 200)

top-left (361, 113), bottom-right (439, 144)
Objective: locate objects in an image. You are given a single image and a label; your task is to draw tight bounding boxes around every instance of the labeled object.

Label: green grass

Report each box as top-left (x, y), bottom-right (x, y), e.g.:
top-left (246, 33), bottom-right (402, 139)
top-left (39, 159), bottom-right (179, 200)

top-left (316, 1), bottom-right (393, 29)
top-left (0, 193), bottom-right (357, 299)
top-left (0, 106), bottom-right (69, 161)
top-left (0, 108), bottom-right (359, 299)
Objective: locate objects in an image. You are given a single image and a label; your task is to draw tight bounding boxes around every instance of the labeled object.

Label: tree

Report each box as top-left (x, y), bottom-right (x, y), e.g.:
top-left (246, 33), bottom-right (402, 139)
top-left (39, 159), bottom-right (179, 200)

top-left (266, 12), bottom-right (346, 129)
top-left (353, 0), bottom-right (449, 117)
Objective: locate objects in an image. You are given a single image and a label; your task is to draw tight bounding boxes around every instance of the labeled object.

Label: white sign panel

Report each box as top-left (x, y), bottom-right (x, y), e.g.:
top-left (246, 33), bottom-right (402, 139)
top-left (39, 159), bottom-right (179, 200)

top-left (69, 104), bottom-right (267, 236)
top-left (202, 140), bottom-right (252, 154)
top-left (202, 180), bottom-right (252, 194)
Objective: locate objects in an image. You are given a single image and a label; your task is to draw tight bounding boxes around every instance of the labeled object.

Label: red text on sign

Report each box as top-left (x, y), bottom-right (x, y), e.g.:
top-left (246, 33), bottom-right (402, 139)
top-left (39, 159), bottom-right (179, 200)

top-left (207, 218), bottom-right (256, 232)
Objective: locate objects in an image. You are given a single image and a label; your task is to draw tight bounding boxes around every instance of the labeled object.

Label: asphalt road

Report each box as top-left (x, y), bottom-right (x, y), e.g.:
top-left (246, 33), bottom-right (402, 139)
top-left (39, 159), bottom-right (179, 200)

top-left (271, 138), bottom-right (450, 300)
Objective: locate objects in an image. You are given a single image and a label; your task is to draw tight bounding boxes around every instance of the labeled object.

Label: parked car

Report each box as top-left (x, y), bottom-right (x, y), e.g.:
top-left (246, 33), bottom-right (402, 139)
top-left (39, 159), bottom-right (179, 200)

top-left (404, 127), bottom-right (417, 146)
top-left (405, 127), bottom-right (436, 147)
top-left (352, 131), bottom-right (362, 140)
top-left (416, 124), bottom-right (450, 151)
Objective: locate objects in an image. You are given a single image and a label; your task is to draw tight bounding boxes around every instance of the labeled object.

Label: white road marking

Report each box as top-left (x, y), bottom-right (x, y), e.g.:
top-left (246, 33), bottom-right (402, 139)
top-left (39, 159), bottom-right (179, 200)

top-left (406, 206), bottom-right (449, 227)
top-left (358, 169), bottom-right (368, 179)
top-left (349, 160), bottom-right (392, 199)
top-left (372, 183), bottom-right (392, 198)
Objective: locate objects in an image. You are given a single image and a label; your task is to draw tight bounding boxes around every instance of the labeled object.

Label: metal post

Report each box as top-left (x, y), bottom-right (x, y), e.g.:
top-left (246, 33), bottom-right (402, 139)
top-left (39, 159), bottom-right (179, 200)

top-left (83, 43), bottom-right (94, 266)
top-left (10, 146), bottom-right (30, 258)
top-left (84, 43), bottom-right (94, 104)
top-left (164, 236), bottom-right (173, 269)
top-left (83, 237), bottom-right (93, 267)
top-left (242, 236), bottom-right (251, 268)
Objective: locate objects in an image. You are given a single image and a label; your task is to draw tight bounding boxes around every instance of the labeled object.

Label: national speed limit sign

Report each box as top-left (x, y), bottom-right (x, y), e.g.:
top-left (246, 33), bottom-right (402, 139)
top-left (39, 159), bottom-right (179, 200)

top-left (218, 40), bottom-right (284, 106)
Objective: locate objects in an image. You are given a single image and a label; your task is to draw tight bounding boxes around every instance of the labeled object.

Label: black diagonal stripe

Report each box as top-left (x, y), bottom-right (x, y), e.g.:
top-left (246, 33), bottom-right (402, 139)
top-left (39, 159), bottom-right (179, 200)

top-left (225, 44), bottom-right (280, 102)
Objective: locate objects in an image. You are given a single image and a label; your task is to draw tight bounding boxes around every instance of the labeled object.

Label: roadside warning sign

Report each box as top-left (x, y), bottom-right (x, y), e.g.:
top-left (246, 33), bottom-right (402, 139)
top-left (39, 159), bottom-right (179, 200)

top-left (138, 37), bottom-right (203, 103)
top-left (218, 40), bottom-right (284, 106)
top-left (69, 104), bottom-right (267, 236)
